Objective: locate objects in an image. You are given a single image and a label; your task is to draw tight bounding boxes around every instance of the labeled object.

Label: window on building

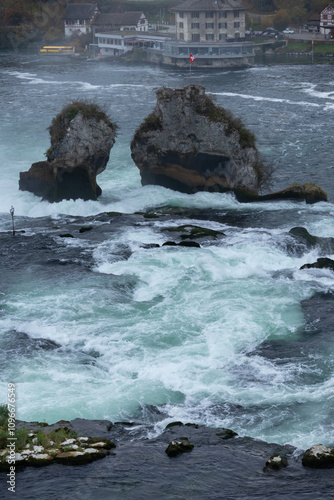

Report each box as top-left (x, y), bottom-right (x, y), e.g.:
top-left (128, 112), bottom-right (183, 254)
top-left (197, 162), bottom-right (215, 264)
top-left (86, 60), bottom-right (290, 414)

top-left (191, 12), bottom-right (199, 18)
top-left (192, 33), bottom-right (200, 41)
top-left (234, 22), bottom-right (240, 28)
top-left (219, 22), bottom-right (227, 29)
top-left (219, 12), bottom-right (227, 18)
top-left (206, 34), bottom-right (214, 40)
top-left (235, 32), bottom-right (240, 38)
top-left (219, 33), bottom-right (226, 40)
top-left (179, 33), bottom-right (184, 40)
top-left (206, 11), bottom-right (213, 18)
top-left (179, 12), bottom-right (184, 18)
top-left (191, 23), bottom-right (200, 29)
top-left (234, 11), bottom-right (239, 18)
top-left (206, 23), bottom-right (214, 29)
top-left (179, 22), bottom-right (184, 28)
top-left (323, 14), bottom-right (328, 19)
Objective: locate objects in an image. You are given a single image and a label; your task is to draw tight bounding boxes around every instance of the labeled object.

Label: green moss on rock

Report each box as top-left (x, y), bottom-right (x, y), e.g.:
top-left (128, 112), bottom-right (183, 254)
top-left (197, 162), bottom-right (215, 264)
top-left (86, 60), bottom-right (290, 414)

top-left (302, 444), bottom-right (334, 468)
top-left (48, 101), bottom-right (115, 147)
top-left (216, 428), bottom-right (238, 439)
top-left (264, 454), bottom-right (288, 471)
top-left (165, 439), bottom-right (194, 457)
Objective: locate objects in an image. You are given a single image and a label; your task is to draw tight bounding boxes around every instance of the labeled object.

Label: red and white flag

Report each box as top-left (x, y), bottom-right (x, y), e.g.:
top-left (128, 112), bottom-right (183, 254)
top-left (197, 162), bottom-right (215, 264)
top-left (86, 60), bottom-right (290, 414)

top-left (190, 54), bottom-right (196, 63)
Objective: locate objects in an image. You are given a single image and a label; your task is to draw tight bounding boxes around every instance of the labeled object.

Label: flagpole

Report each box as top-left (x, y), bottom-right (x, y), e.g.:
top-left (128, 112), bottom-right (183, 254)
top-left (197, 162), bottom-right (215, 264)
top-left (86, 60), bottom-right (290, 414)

top-left (189, 53), bottom-right (195, 77)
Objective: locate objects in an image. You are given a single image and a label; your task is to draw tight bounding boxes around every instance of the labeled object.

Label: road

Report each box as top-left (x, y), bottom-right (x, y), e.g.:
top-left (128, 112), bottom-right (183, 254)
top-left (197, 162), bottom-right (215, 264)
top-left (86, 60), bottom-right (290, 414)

top-left (287, 29), bottom-right (330, 41)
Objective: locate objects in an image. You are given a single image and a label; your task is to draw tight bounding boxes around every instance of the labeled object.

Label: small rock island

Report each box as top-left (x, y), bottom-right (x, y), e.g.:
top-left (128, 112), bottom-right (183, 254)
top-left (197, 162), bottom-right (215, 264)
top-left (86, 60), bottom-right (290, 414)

top-left (131, 84), bottom-right (327, 204)
top-left (131, 84), bottom-right (264, 198)
top-left (19, 102), bottom-right (117, 202)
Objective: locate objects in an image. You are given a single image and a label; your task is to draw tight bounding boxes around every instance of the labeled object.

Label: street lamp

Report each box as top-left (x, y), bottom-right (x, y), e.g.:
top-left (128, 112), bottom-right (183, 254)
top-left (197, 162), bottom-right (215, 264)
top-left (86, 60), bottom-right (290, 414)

top-left (10, 205), bottom-right (15, 236)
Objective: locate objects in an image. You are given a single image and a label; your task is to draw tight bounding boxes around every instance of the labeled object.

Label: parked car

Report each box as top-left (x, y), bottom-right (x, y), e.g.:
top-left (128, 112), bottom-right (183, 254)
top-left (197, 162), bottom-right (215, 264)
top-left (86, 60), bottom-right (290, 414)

top-left (261, 28), bottom-right (278, 37)
top-left (283, 28), bottom-right (294, 34)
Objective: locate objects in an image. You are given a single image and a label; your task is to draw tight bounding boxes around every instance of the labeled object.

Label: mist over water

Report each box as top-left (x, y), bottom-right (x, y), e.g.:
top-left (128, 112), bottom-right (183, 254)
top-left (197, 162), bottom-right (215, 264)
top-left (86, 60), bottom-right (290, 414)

top-left (1, 53), bottom-right (334, 451)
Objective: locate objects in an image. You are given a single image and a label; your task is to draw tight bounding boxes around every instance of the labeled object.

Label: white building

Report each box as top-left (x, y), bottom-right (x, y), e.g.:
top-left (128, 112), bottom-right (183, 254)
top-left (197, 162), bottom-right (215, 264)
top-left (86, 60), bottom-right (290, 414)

top-left (95, 32), bottom-right (170, 57)
top-left (64, 3), bottom-right (99, 38)
top-left (94, 0), bottom-right (253, 68)
top-left (320, 3), bottom-right (334, 36)
top-left (174, 0), bottom-right (246, 43)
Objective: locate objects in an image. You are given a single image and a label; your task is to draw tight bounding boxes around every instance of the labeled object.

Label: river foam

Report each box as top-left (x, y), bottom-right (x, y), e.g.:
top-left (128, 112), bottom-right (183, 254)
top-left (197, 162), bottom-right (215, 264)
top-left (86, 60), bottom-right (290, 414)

top-left (1, 54), bottom-right (334, 451)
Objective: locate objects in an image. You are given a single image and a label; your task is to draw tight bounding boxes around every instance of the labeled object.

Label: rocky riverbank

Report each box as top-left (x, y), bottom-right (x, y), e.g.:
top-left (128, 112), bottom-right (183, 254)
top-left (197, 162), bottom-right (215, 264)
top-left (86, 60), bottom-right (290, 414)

top-left (1, 418), bottom-right (334, 499)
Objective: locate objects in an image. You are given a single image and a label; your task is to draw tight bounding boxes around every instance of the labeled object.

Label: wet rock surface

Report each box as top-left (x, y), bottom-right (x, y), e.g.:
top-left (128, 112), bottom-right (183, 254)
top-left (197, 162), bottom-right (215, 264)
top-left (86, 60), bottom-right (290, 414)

top-left (2, 419), bottom-right (334, 499)
top-left (0, 421), bottom-right (115, 472)
top-left (302, 444), bottom-right (334, 468)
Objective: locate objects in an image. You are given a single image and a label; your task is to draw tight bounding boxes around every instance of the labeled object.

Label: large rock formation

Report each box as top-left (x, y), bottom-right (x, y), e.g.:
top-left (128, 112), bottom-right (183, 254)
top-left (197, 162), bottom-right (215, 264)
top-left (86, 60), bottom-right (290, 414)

top-left (19, 102), bottom-right (117, 202)
top-left (131, 85), bottom-right (264, 197)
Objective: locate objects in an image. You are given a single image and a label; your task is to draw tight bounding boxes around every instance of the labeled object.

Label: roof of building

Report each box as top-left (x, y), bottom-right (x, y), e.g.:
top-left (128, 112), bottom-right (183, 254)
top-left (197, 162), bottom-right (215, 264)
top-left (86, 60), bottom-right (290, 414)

top-left (93, 13), bottom-right (122, 26)
top-left (93, 11), bottom-right (145, 27)
top-left (321, 3), bottom-right (334, 12)
top-left (64, 3), bottom-right (99, 20)
top-left (122, 11), bottom-right (145, 24)
top-left (173, 0), bottom-right (245, 12)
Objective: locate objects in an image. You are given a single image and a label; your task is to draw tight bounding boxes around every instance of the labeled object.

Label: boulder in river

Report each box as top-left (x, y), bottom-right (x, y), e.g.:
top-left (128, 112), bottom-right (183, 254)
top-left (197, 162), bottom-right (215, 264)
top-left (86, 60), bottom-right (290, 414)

top-left (19, 101), bottom-right (117, 202)
top-left (302, 444), bottom-right (334, 468)
top-left (241, 183), bottom-right (328, 204)
top-left (131, 84), bottom-right (265, 198)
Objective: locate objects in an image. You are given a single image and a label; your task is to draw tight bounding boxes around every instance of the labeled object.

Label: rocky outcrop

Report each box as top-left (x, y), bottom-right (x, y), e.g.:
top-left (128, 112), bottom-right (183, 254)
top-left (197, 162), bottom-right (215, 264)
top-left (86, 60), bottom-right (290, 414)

top-left (238, 183), bottom-right (328, 204)
top-left (131, 85), bottom-right (264, 197)
top-left (302, 444), bottom-right (334, 468)
top-left (0, 423), bottom-right (115, 471)
top-left (287, 227), bottom-right (334, 255)
top-left (19, 102), bottom-right (117, 202)
top-left (300, 257), bottom-right (334, 271)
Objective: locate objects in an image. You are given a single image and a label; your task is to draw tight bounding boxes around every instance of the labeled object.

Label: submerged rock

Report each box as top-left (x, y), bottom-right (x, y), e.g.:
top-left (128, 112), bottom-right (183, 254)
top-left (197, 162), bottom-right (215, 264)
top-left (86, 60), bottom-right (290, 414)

top-left (264, 454), bottom-right (288, 471)
top-left (131, 84), bottom-right (264, 197)
top-left (165, 439), bottom-right (194, 457)
top-left (300, 257), bottom-right (334, 271)
top-left (19, 102), bottom-right (117, 202)
top-left (285, 227), bottom-right (334, 258)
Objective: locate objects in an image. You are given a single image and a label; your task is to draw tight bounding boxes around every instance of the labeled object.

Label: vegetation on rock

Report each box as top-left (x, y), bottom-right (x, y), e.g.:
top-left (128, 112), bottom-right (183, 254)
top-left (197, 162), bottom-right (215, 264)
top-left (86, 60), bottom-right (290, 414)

top-left (165, 439), bottom-right (194, 457)
top-left (264, 454), bottom-right (288, 471)
top-left (0, 415), bottom-right (115, 471)
top-left (48, 101), bottom-right (116, 152)
top-left (194, 91), bottom-right (256, 149)
top-left (302, 444), bottom-right (334, 468)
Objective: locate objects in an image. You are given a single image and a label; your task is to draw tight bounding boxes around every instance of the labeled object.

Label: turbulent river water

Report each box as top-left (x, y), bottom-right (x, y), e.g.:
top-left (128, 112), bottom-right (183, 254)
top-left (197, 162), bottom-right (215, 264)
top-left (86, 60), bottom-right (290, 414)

top-left (1, 52), bottom-right (334, 470)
